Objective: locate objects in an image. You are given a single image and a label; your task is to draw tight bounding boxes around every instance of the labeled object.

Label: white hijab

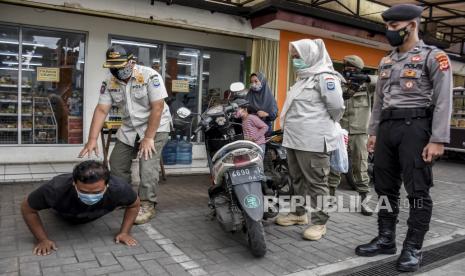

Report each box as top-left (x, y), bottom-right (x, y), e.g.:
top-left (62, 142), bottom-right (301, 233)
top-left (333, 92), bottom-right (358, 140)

top-left (280, 39), bottom-right (342, 127)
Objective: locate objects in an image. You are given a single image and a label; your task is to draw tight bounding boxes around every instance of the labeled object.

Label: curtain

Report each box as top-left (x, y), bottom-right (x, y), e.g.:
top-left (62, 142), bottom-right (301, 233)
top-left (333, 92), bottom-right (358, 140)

top-left (250, 39), bottom-right (279, 97)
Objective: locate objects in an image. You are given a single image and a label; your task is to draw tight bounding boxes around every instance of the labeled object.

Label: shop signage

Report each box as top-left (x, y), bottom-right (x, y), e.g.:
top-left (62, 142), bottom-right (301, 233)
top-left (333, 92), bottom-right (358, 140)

top-left (37, 67), bottom-right (60, 82)
top-left (172, 79), bottom-right (190, 93)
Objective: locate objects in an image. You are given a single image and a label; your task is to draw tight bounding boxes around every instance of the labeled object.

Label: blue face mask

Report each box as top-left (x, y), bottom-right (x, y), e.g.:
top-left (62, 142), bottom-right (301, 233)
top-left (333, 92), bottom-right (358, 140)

top-left (75, 186), bottom-right (107, 205)
top-left (292, 58), bottom-right (310, 70)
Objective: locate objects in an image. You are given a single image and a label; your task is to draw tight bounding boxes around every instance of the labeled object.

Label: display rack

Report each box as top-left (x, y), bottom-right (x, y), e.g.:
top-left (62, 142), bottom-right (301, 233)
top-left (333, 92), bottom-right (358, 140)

top-left (33, 97), bottom-right (58, 144)
top-left (0, 83), bottom-right (33, 144)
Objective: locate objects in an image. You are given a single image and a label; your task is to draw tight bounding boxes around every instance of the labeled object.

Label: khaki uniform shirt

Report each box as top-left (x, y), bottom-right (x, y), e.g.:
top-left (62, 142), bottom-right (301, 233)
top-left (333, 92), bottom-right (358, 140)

top-left (98, 65), bottom-right (171, 147)
top-left (340, 77), bottom-right (377, 134)
top-left (368, 40), bottom-right (453, 143)
top-left (283, 73), bottom-right (345, 152)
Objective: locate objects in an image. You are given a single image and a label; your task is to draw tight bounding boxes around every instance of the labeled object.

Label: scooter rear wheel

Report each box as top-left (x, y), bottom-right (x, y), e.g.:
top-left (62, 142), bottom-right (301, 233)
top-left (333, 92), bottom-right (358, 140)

top-left (244, 214), bottom-right (267, 257)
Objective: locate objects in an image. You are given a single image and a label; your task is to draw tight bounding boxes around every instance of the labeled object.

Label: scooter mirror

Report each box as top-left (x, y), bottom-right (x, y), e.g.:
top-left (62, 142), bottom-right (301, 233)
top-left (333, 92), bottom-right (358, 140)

top-left (230, 82), bottom-right (245, 93)
top-left (176, 107), bottom-right (192, 119)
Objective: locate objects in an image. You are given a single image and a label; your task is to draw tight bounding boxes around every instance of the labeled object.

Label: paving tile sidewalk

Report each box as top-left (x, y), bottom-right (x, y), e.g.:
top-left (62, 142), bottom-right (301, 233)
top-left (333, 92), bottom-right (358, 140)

top-left (0, 160), bottom-right (464, 275)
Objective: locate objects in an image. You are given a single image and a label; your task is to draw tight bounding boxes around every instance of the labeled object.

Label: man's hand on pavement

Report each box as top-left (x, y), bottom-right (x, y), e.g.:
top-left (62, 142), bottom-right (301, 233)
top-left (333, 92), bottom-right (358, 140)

top-left (115, 233), bottom-right (138, 246)
top-left (33, 239), bottom-right (57, 256)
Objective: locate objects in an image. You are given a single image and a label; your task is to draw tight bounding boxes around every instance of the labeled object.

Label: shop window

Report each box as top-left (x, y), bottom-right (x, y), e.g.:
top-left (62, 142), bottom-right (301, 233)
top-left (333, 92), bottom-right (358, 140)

top-left (0, 24), bottom-right (86, 145)
top-left (201, 51), bottom-right (245, 112)
top-left (0, 25), bottom-right (19, 144)
top-left (108, 36), bottom-right (245, 140)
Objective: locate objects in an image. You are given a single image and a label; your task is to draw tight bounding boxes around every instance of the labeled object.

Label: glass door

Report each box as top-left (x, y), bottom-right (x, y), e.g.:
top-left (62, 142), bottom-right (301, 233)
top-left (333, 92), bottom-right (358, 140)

top-left (165, 46), bottom-right (200, 138)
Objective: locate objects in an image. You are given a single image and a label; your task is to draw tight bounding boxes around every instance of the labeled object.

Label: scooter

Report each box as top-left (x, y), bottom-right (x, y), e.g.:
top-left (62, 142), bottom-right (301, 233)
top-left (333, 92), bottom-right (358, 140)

top-left (176, 82), bottom-right (267, 257)
top-left (262, 130), bottom-right (293, 219)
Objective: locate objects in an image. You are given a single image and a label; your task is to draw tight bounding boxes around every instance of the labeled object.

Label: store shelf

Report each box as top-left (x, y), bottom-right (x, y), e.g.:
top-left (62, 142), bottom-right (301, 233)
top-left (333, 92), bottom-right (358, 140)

top-left (0, 99), bottom-right (32, 103)
top-left (0, 113), bottom-right (32, 116)
top-left (0, 128), bottom-right (32, 131)
top-left (0, 84), bottom-right (31, 88)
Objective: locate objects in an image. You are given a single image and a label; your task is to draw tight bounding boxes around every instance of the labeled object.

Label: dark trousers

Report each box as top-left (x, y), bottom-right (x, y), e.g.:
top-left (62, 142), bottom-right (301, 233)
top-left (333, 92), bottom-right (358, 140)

top-left (374, 117), bottom-right (433, 232)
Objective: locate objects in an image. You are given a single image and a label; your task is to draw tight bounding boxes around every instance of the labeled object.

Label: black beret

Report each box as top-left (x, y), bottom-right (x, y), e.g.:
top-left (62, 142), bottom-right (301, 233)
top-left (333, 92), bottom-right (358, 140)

top-left (382, 4), bottom-right (423, 22)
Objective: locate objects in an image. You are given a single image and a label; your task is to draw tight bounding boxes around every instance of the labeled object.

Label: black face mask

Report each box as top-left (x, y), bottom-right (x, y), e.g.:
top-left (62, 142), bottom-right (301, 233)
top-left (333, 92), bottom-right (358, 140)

top-left (385, 26), bottom-right (409, 47)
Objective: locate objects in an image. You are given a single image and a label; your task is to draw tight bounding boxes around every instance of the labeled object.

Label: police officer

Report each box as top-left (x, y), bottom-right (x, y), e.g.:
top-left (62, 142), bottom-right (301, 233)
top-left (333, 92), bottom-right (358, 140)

top-left (79, 45), bottom-right (172, 225)
top-left (328, 55), bottom-right (376, 216)
top-left (355, 4), bottom-right (452, 272)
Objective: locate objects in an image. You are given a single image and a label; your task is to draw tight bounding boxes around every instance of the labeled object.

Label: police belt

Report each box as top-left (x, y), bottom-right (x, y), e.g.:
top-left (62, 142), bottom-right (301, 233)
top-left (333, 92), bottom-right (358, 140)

top-left (381, 107), bottom-right (432, 121)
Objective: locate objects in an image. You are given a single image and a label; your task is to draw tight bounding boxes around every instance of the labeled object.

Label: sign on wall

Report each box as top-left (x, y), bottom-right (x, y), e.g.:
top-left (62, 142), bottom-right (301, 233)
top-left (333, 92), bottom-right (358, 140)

top-left (172, 79), bottom-right (190, 93)
top-left (37, 67), bottom-right (60, 82)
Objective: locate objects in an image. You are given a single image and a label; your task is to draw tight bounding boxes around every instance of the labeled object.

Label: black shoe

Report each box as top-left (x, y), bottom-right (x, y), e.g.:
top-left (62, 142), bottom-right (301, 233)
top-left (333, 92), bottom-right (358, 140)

top-left (397, 247), bottom-right (422, 272)
top-left (355, 218), bottom-right (397, 257)
top-left (396, 229), bottom-right (426, 272)
top-left (360, 193), bottom-right (373, 216)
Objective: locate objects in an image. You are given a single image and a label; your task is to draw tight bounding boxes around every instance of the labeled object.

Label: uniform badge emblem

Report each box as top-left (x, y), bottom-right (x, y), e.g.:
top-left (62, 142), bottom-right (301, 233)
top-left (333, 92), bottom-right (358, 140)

top-left (326, 81), bottom-right (335, 90)
top-left (100, 81), bottom-right (107, 94)
top-left (135, 72), bottom-right (144, 83)
top-left (435, 52), bottom-right (450, 71)
top-left (380, 70), bottom-right (390, 79)
top-left (403, 70), bottom-right (417, 78)
top-left (411, 55), bottom-right (422, 62)
top-left (108, 51), bottom-right (120, 58)
top-left (152, 75), bottom-right (161, 88)
top-left (405, 81), bottom-right (414, 89)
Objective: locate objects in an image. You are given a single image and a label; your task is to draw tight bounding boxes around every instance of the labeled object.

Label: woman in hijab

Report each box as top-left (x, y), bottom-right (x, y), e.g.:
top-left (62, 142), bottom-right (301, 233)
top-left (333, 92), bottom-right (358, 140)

top-left (247, 72), bottom-right (278, 136)
top-left (275, 39), bottom-right (345, 241)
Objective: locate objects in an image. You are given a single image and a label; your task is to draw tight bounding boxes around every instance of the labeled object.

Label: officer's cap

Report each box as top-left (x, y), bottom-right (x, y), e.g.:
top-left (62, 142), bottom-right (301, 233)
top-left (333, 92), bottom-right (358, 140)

top-left (381, 4), bottom-right (423, 22)
top-left (343, 55), bottom-right (364, 69)
top-left (103, 45), bottom-right (134, 68)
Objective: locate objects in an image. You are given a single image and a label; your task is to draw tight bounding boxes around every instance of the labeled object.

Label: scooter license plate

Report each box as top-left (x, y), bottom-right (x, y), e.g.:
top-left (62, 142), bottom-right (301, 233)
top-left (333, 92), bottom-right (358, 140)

top-left (229, 166), bottom-right (262, 185)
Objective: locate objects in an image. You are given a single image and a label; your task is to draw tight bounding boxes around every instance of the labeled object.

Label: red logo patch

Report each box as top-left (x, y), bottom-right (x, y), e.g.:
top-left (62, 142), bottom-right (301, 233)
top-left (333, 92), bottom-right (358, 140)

top-left (435, 52), bottom-right (450, 71)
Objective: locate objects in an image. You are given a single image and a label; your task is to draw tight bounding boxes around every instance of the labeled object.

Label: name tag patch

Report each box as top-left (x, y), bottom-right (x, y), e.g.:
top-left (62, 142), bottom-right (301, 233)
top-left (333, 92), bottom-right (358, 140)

top-left (404, 63), bottom-right (423, 70)
top-left (402, 69), bottom-right (417, 78)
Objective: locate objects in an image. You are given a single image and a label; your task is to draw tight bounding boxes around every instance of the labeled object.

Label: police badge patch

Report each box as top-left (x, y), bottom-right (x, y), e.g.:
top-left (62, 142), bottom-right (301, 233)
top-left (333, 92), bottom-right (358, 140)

top-left (100, 81), bottom-right (107, 94)
top-left (326, 81), bottom-right (335, 90)
top-left (150, 75), bottom-right (161, 88)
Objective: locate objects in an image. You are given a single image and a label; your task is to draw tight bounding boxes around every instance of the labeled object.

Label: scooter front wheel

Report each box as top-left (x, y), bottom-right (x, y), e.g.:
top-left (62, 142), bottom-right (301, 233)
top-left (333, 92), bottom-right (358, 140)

top-left (244, 214), bottom-right (267, 257)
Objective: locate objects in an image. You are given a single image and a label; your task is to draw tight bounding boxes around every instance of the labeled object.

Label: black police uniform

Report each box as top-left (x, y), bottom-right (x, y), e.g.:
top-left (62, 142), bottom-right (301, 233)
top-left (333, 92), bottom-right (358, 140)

top-left (355, 4), bottom-right (453, 272)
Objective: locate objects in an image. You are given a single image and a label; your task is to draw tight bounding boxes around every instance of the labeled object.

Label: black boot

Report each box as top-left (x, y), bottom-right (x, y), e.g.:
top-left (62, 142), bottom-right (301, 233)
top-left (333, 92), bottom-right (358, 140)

top-left (355, 218), bottom-right (397, 256)
top-left (360, 193), bottom-right (373, 216)
top-left (397, 229), bottom-right (426, 272)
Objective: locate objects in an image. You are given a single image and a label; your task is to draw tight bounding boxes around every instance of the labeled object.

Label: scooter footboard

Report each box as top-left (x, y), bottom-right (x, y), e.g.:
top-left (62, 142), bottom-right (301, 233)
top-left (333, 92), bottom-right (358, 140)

top-left (232, 182), bottom-right (264, 222)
